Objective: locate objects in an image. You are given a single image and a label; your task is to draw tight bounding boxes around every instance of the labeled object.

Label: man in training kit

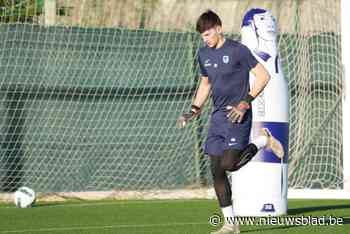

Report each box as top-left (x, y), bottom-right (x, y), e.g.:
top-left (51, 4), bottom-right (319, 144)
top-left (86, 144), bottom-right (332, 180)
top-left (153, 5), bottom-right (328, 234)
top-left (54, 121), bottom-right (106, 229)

top-left (178, 10), bottom-right (284, 234)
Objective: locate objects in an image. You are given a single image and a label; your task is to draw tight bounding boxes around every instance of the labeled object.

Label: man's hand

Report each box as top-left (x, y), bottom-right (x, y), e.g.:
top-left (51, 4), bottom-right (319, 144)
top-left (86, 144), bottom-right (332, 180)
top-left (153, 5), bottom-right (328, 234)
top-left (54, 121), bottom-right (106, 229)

top-left (226, 101), bottom-right (250, 123)
top-left (177, 105), bottom-right (201, 128)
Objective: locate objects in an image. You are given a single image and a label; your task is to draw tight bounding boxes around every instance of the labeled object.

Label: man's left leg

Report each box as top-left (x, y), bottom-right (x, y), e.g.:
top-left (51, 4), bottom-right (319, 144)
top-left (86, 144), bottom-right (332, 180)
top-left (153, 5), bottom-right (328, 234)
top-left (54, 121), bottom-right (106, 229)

top-left (222, 128), bottom-right (284, 171)
top-left (221, 145), bottom-right (257, 171)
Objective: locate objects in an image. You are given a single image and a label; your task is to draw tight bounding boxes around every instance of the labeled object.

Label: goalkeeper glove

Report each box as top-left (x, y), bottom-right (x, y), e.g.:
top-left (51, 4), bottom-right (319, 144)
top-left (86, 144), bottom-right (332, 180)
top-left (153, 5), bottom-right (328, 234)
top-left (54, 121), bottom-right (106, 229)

top-left (177, 105), bottom-right (201, 128)
top-left (226, 94), bottom-right (254, 123)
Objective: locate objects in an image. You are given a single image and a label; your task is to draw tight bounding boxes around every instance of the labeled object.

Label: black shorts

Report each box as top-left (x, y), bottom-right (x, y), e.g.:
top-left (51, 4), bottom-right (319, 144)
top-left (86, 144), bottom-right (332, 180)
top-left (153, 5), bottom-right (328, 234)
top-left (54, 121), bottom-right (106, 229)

top-left (204, 110), bottom-right (252, 156)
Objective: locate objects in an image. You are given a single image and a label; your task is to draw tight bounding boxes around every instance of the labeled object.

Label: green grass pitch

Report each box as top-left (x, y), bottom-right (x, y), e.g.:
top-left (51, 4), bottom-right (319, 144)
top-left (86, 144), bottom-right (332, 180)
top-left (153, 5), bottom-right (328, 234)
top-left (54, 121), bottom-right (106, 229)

top-left (0, 199), bottom-right (349, 233)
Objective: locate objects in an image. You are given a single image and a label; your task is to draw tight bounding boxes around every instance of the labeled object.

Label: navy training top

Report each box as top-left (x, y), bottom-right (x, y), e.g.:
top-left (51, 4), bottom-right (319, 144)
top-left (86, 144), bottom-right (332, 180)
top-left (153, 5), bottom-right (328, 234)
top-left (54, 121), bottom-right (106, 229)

top-left (197, 39), bottom-right (258, 113)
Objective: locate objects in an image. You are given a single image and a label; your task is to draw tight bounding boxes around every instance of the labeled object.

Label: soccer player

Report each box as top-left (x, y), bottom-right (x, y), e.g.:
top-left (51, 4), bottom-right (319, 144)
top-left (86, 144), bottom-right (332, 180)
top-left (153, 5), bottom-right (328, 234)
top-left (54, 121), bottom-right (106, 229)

top-left (178, 10), bottom-right (284, 234)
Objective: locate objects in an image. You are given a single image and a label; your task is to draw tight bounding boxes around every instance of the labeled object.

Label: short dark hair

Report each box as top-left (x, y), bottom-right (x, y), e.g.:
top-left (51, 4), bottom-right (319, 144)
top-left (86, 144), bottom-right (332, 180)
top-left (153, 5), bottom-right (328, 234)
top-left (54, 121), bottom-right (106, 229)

top-left (196, 10), bottom-right (222, 33)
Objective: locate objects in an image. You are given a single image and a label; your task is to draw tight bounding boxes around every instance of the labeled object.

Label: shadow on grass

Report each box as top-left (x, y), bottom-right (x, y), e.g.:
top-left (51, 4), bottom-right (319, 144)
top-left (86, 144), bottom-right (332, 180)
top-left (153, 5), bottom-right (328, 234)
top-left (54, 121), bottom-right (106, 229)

top-left (288, 204), bottom-right (350, 215)
top-left (32, 202), bottom-right (65, 208)
top-left (289, 204), bottom-right (350, 225)
top-left (233, 204), bottom-right (350, 233)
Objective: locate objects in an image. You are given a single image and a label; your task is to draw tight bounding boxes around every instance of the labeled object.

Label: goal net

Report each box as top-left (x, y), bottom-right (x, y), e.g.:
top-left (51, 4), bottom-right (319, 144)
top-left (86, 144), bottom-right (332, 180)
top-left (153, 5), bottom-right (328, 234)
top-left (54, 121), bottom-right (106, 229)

top-left (0, 0), bottom-right (345, 198)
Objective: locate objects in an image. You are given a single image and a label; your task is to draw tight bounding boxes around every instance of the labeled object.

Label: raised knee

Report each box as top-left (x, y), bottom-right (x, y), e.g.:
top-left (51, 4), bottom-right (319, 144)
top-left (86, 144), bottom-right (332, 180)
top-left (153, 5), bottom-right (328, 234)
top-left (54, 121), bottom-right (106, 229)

top-left (221, 149), bottom-right (241, 171)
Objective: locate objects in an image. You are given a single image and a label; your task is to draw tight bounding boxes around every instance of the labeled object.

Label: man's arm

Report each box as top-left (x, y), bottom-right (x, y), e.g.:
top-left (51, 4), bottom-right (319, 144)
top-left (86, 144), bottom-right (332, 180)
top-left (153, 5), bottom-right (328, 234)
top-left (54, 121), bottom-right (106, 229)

top-left (249, 63), bottom-right (271, 98)
top-left (177, 76), bottom-right (211, 128)
top-left (193, 76), bottom-right (211, 108)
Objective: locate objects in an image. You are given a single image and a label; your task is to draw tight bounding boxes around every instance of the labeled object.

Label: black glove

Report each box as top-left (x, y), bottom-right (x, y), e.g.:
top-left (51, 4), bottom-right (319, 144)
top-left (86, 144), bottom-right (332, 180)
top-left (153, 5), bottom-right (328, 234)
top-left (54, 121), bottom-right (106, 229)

top-left (226, 95), bottom-right (254, 123)
top-left (177, 105), bottom-right (201, 128)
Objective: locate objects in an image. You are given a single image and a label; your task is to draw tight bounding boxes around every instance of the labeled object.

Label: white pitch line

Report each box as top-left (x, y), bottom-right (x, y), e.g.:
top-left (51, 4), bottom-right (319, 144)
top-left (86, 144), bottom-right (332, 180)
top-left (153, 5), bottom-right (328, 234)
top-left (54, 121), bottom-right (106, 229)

top-left (0, 222), bottom-right (208, 233)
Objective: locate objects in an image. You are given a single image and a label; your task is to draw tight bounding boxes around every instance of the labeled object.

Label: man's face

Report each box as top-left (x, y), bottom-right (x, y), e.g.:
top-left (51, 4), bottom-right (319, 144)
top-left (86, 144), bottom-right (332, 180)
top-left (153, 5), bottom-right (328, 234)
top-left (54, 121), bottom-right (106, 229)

top-left (201, 26), bottom-right (222, 48)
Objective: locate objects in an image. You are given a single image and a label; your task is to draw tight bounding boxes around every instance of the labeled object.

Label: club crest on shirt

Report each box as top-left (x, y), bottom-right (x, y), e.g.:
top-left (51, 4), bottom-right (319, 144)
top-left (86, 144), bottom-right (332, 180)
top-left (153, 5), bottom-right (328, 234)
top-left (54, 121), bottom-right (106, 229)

top-left (223, 55), bottom-right (229, 64)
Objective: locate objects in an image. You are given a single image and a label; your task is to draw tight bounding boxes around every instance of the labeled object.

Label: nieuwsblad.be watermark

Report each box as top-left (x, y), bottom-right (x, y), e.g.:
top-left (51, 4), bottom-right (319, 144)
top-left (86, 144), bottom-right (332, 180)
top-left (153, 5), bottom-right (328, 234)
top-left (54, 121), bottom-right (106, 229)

top-left (208, 214), bottom-right (344, 226)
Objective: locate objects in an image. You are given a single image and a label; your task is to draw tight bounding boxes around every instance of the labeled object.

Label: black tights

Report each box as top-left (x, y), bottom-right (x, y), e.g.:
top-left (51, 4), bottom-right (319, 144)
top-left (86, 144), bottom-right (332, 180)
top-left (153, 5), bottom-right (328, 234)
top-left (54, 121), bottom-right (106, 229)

top-left (210, 144), bottom-right (258, 207)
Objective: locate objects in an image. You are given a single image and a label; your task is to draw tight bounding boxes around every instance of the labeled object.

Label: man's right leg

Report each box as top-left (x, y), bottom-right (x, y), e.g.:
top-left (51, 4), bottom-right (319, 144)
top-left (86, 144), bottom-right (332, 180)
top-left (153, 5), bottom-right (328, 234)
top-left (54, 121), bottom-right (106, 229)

top-left (210, 155), bottom-right (233, 209)
top-left (210, 155), bottom-right (240, 234)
